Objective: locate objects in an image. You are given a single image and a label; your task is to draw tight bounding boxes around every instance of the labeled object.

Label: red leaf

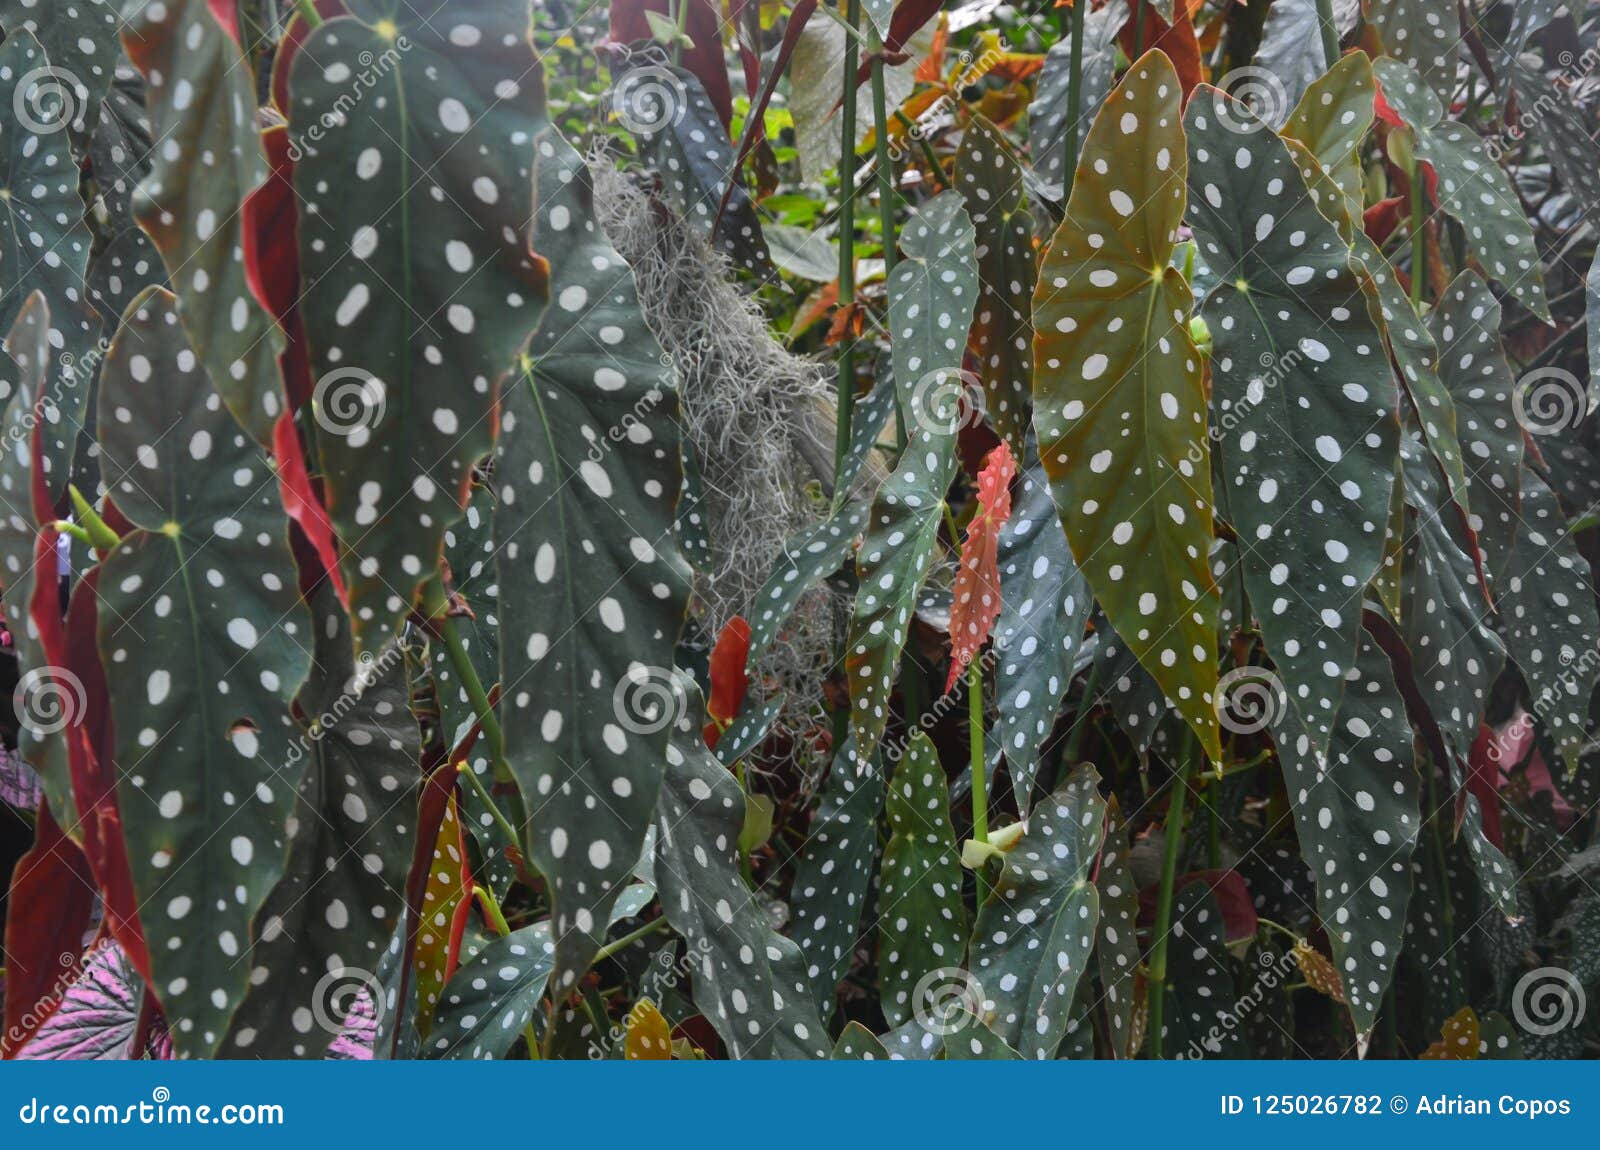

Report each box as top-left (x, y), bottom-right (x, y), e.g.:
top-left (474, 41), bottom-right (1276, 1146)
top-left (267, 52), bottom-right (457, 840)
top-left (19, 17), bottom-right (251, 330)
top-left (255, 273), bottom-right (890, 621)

top-left (270, 0), bottom-right (347, 114)
top-left (243, 126), bottom-right (313, 411)
top-left (1118, 3), bottom-right (1203, 100)
top-left (945, 441), bottom-right (1016, 692)
top-left (1138, 869), bottom-right (1257, 944)
top-left (705, 617), bottom-right (752, 745)
top-left (1467, 725), bottom-right (1505, 848)
top-left (1362, 196), bottom-right (1407, 246)
top-left (274, 412), bottom-right (346, 603)
top-left (1, 802), bottom-right (96, 1055)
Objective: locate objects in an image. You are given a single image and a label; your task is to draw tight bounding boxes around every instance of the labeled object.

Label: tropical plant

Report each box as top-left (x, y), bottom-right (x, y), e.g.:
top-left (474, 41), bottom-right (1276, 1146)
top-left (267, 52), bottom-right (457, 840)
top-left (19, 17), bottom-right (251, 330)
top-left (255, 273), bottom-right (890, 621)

top-left (0, 0), bottom-right (1597, 1062)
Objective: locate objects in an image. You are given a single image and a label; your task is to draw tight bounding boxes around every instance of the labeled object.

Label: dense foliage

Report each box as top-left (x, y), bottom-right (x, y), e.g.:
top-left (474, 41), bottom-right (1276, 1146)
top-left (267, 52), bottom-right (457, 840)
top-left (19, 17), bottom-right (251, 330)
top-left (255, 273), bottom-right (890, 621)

top-left (1, 0), bottom-right (1598, 1061)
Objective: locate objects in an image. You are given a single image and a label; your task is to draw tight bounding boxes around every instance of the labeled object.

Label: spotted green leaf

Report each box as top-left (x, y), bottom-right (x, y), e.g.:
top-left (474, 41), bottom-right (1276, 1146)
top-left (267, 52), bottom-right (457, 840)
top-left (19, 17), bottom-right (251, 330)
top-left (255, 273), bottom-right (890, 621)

top-left (0, 0), bottom-right (120, 143)
top-left (1430, 272), bottom-right (1523, 584)
top-left (1096, 796), bottom-right (1141, 1057)
top-left (1161, 884), bottom-right (1248, 1058)
top-left (847, 191), bottom-right (977, 767)
top-left (746, 499), bottom-right (868, 675)
top-left (427, 920), bottom-right (553, 1060)
top-left (1253, 0), bottom-right (1360, 119)
top-left (1507, 60), bottom-right (1600, 220)
top-left (122, 0), bottom-right (284, 444)
top-left (1499, 471), bottom-right (1599, 773)
top-left (86, 61), bottom-right (167, 325)
top-left (879, 731), bottom-right (966, 1030)
top-left (1365, 0), bottom-right (1457, 103)
top-left (626, 62), bottom-right (771, 277)
top-left (653, 673), bottom-right (829, 1059)
top-left (956, 116), bottom-right (1033, 461)
top-left (1268, 630), bottom-right (1418, 1039)
top-left (831, 1021), bottom-right (889, 1059)
top-left (290, 0), bottom-right (548, 652)
top-left (495, 118), bottom-right (689, 998)
top-left (713, 693), bottom-right (783, 768)
top-left (1027, 1), bottom-right (1128, 195)
top-left (942, 1017), bottom-right (1022, 1060)
top-left (968, 764), bottom-right (1105, 1059)
top-left (1033, 52), bottom-right (1221, 763)
top-left (1186, 85), bottom-right (1399, 760)
top-left (96, 287), bottom-right (312, 1058)
top-left (791, 738), bottom-right (883, 1017)
top-left (225, 584), bottom-right (420, 1058)
top-left (989, 463), bottom-right (1092, 811)
top-left (1373, 58), bottom-right (1549, 321)
top-left (1280, 50), bottom-right (1373, 228)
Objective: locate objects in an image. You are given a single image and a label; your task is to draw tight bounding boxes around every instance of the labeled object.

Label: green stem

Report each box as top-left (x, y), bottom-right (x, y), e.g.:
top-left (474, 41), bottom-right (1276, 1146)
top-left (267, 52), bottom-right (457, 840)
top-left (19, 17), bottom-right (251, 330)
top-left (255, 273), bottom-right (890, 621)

top-left (1146, 750), bottom-right (1195, 1058)
top-left (294, 0), bottom-right (323, 27)
top-left (832, 0), bottom-right (862, 487)
top-left (1063, 0), bottom-right (1087, 195)
top-left (457, 759), bottom-right (520, 848)
top-left (422, 578), bottom-right (506, 776)
top-left (1133, 0), bottom-right (1147, 56)
top-left (968, 657), bottom-right (988, 844)
top-left (472, 884), bottom-right (512, 936)
top-left (1060, 660), bottom-right (1102, 765)
top-left (1410, 155), bottom-right (1428, 310)
top-left (869, 40), bottom-right (897, 276)
top-left (591, 917), bottom-right (671, 964)
top-left (68, 484), bottom-right (120, 554)
top-left (1314, 0), bottom-right (1340, 68)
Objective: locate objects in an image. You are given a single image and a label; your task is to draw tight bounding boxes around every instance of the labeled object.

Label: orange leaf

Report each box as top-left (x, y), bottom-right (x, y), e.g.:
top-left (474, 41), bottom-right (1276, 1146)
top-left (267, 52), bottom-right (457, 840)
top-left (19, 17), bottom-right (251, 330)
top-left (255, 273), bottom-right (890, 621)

top-left (1118, 2), bottom-right (1204, 99)
top-left (705, 616), bottom-right (752, 742)
top-left (946, 441), bottom-right (1016, 692)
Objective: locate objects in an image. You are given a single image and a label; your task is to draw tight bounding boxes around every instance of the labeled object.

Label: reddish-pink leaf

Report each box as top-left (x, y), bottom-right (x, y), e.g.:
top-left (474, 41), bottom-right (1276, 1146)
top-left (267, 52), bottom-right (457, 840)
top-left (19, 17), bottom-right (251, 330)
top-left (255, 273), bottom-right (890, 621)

top-left (945, 442), bottom-right (1016, 692)
top-left (706, 616), bottom-right (752, 737)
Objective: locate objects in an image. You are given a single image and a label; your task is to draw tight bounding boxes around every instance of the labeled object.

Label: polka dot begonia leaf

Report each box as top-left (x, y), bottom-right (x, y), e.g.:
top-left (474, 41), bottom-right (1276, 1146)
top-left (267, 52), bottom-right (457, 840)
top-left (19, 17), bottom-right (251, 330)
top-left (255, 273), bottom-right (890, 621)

top-left (1372, 58), bottom-right (1549, 322)
top-left (653, 672), bottom-right (830, 1059)
top-left (1429, 271), bottom-right (1523, 586)
top-left (95, 287), bottom-right (313, 1059)
top-left (494, 121), bottom-right (689, 1001)
top-left (1364, 0), bottom-right (1458, 104)
top-left (1160, 883), bottom-right (1248, 1058)
top-left (941, 1016), bottom-right (1023, 1060)
top-left (956, 116), bottom-right (1034, 462)
top-left (121, 0), bottom-right (285, 445)
top-left (1280, 51), bottom-right (1373, 229)
top-left (746, 497), bottom-right (870, 677)
top-left (831, 1021), bottom-right (890, 1059)
top-left (289, 0), bottom-right (550, 655)
top-left (85, 63), bottom-right (169, 326)
top-left (988, 462), bottom-right (1093, 812)
top-left (712, 692), bottom-right (784, 769)
top-left (1497, 471), bottom-right (1600, 773)
top-left (1095, 796), bottom-right (1140, 1058)
top-left (1032, 51), bottom-right (1221, 764)
top-left (1027, 0), bottom-right (1128, 197)
top-left (1186, 83), bottom-right (1400, 762)
top-left (1089, 607), bottom-right (1186, 761)
top-left (878, 731), bottom-right (966, 1030)
top-left (223, 584), bottom-right (421, 1058)
top-left (0, 0), bottom-right (120, 143)
top-left (1252, 0), bottom-right (1360, 122)
top-left (1267, 630), bottom-right (1419, 1040)
top-left (790, 736), bottom-right (884, 1018)
top-left (847, 191), bottom-right (978, 769)
top-left (1506, 60), bottom-right (1600, 221)
top-left (627, 61), bottom-right (772, 278)
top-left (967, 765), bottom-right (1106, 1059)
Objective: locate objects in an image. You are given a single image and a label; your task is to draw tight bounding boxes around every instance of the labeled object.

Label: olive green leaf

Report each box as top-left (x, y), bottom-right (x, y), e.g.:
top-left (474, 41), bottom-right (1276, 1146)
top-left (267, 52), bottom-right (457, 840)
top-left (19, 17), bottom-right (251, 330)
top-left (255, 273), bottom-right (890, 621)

top-left (495, 120), bottom-right (689, 999)
top-left (956, 116), bottom-right (1033, 462)
top-left (942, 1017), bottom-right (1022, 1060)
top-left (1096, 796), bottom-right (1141, 1057)
top-left (289, 0), bottom-right (549, 652)
top-left (225, 584), bottom-right (420, 1058)
top-left (1499, 472), bottom-right (1599, 773)
top-left (847, 191), bottom-right (977, 767)
top-left (654, 672), bottom-right (830, 1058)
top-left (1028, 2), bottom-right (1128, 195)
top-left (1372, 58), bottom-right (1549, 322)
top-left (1430, 272), bottom-right (1523, 584)
top-left (122, 0), bottom-right (284, 444)
top-left (831, 1021), bottom-right (890, 1059)
top-left (1268, 631), bottom-right (1418, 1039)
top-left (96, 287), bottom-right (312, 1058)
top-left (968, 764), bottom-right (1105, 1059)
top-left (0, 0), bottom-right (120, 143)
top-left (1187, 84), bottom-right (1399, 760)
top-left (879, 731), bottom-right (966, 1030)
top-left (989, 462), bottom-right (1092, 811)
top-left (624, 61), bottom-right (771, 276)
top-left (1033, 51), bottom-right (1221, 762)
top-left (790, 737), bottom-right (884, 1017)
top-left (1365, 0), bottom-right (1457, 103)
top-left (1280, 50), bottom-right (1373, 227)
